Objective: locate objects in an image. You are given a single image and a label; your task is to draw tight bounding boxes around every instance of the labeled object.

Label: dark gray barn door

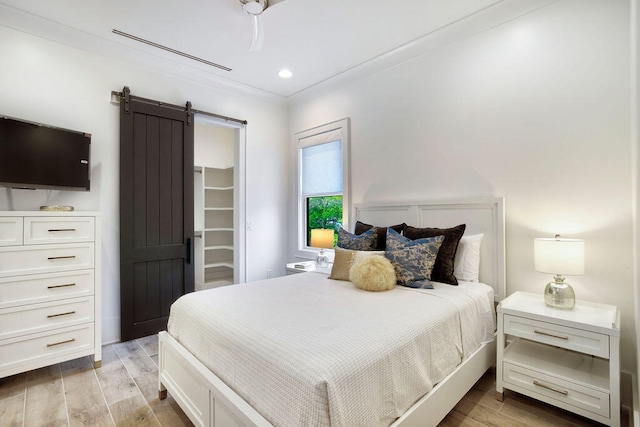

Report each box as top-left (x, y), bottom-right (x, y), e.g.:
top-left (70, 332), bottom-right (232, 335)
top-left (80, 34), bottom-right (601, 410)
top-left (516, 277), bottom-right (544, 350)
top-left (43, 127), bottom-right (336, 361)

top-left (119, 87), bottom-right (194, 341)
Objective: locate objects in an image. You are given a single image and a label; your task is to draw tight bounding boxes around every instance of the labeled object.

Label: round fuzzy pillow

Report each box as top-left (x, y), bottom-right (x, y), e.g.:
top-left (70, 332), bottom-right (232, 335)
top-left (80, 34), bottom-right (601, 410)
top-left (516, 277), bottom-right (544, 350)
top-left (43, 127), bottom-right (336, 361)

top-left (349, 255), bottom-right (396, 292)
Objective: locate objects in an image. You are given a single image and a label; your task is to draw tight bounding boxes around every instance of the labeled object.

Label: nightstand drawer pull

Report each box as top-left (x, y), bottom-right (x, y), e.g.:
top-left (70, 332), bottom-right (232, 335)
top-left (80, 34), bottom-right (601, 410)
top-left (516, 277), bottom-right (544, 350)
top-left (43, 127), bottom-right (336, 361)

top-left (534, 329), bottom-right (568, 340)
top-left (47, 311), bottom-right (76, 318)
top-left (47, 255), bottom-right (76, 260)
top-left (48, 229), bottom-right (77, 232)
top-left (533, 380), bottom-right (568, 396)
top-left (47, 338), bottom-right (75, 347)
top-left (47, 283), bottom-right (76, 289)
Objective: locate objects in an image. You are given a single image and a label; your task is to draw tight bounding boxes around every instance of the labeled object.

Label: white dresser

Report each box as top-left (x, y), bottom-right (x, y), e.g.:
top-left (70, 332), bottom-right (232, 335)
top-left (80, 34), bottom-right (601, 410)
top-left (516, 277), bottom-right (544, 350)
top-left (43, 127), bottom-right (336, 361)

top-left (0, 211), bottom-right (101, 378)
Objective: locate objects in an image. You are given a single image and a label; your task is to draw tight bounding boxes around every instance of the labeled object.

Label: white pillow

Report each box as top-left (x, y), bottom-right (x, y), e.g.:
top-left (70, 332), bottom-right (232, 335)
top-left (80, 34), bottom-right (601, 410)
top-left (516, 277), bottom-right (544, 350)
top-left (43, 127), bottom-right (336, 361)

top-left (454, 233), bottom-right (484, 282)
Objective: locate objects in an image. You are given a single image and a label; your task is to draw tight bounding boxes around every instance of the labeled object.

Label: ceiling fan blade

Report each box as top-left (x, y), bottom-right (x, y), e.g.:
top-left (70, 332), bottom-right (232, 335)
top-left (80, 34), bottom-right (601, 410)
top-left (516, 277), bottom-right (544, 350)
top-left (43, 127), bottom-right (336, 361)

top-left (268, 0), bottom-right (286, 6)
top-left (248, 14), bottom-right (264, 51)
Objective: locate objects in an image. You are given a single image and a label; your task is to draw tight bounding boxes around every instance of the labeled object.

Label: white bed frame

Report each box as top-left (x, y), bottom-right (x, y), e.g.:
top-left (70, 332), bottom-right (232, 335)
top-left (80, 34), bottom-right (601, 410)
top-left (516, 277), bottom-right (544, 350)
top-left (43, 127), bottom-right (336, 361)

top-left (159, 197), bottom-right (506, 427)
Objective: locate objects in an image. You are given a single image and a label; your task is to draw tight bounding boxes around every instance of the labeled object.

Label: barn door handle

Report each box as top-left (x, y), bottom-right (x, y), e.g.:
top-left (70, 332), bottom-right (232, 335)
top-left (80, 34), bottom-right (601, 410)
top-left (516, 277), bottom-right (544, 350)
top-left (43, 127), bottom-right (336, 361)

top-left (186, 238), bottom-right (193, 264)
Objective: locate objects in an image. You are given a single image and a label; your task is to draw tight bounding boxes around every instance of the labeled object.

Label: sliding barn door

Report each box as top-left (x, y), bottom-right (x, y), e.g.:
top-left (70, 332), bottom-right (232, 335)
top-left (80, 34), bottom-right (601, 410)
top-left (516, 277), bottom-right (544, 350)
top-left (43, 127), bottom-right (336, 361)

top-left (120, 87), bottom-right (194, 341)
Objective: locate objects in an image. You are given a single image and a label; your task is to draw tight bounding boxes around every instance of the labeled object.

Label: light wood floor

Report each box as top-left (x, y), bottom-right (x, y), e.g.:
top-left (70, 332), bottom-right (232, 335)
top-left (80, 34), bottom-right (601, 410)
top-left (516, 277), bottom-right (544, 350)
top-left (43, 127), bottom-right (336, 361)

top-left (0, 335), bottom-right (626, 427)
top-left (0, 335), bottom-right (192, 427)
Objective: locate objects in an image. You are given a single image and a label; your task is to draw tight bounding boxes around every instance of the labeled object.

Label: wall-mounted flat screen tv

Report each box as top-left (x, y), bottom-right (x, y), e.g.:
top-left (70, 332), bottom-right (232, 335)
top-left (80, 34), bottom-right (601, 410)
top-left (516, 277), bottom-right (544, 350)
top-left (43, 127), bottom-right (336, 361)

top-left (0, 116), bottom-right (91, 191)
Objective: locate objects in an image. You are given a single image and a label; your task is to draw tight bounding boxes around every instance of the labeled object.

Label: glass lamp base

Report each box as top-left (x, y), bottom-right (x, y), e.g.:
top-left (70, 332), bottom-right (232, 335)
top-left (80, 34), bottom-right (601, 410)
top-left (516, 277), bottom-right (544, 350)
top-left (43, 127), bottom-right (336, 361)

top-left (544, 279), bottom-right (575, 310)
top-left (316, 249), bottom-right (329, 268)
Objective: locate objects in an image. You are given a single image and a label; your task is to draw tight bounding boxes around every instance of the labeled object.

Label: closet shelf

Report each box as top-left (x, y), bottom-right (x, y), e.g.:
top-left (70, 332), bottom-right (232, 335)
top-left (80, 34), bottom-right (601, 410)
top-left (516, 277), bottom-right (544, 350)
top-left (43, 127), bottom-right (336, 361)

top-left (204, 262), bottom-right (233, 269)
top-left (205, 245), bottom-right (233, 251)
top-left (195, 165), bottom-right (235, 292)
top-left (203, 227), bottom-right (233, 232)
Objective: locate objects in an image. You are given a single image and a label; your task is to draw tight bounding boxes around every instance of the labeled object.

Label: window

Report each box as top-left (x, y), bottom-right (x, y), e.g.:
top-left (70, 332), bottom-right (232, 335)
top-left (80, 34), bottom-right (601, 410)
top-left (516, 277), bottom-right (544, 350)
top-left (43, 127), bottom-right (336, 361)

top-left (295, 118), bottom-right (350, 255)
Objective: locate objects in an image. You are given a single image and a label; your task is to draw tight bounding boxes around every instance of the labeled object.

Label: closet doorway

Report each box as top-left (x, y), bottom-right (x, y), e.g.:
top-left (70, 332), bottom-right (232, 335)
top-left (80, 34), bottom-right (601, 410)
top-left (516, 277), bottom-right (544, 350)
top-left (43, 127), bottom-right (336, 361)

top-left (193, 115), bottom-right (246, 289)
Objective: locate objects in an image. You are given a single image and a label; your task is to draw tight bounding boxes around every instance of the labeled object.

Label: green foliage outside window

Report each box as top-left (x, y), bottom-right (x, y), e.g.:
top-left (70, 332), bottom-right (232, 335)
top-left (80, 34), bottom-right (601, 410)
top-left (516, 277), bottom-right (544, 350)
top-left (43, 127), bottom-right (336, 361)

top-left (307, 195), bottom-right (342, 246)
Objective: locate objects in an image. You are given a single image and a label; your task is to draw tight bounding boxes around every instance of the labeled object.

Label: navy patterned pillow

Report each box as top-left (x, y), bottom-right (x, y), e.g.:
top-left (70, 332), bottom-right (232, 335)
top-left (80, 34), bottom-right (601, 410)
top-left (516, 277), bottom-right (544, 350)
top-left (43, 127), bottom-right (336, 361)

top-left (385, 228), bottom-right (444, 288)
top-left (337, 228), bottom-right (377, 251)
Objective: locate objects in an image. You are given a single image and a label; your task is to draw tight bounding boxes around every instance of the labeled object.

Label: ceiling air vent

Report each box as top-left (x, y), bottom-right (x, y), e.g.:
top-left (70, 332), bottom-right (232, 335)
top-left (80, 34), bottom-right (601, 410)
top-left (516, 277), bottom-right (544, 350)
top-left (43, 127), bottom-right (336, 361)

top-left (112, 29), bottom-right (231, 72)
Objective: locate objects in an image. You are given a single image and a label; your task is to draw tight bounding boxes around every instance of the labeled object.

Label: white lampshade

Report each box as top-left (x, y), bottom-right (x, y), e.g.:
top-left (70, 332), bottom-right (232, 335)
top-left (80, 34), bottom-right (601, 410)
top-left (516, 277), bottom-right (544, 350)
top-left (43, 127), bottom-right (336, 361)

top-left (534, 237), bottom-right (584, 276)
top-left (310, 229), bottom-right (334, 249)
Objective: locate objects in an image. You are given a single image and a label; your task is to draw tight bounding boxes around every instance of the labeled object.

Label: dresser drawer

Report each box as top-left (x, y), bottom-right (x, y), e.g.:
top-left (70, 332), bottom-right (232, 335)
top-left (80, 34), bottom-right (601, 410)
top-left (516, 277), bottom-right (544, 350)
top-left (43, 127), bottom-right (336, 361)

top-left (24, 217), bottom-right (95, 245)
top-left (0, 270), bottom-right (94, 309)
top-left (503, 314), bottom-right (609, 358)
top-left (0, 243), bottom-right (94, 278)
top-left (0, 323), bottom-right (94, 377)
top-left (503, 362), bottom-right (609, 418)
top-left (0, 296), bottom-right (94, 340)
top-left (0, 217), bottom-right (23, 247)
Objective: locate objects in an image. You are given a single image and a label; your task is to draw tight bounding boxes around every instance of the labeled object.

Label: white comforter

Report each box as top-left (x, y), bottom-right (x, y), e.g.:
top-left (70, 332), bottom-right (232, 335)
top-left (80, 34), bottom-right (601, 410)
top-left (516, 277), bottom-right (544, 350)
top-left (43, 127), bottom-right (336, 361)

top-left (168, 273), bottom-right (494, 427)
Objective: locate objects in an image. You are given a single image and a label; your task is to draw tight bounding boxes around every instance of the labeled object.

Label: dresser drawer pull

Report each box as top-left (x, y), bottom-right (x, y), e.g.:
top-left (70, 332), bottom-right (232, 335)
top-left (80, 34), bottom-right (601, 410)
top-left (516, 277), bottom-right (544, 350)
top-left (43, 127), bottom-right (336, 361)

top-left (47, 283), bottom-right (76, 289)
top-left (48, 228), bottom-right (77, 232)
top-left (47, 338), bottom-right (75, 347)
top-left (47, 311), bottom-right (76, 318)
top-left (534, 329), bottom-right (568, 340)
top-left (533, 380), bottom-right (569, 396)
top-left (47, 255), bottom-right (76, 260)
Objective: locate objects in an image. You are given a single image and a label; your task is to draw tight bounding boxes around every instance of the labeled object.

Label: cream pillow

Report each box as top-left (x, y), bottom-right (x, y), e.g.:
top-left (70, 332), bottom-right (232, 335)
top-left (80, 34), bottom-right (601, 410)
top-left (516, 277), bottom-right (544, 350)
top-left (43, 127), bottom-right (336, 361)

top-left (453, 233), bottom-right (483, 282)
top-left (349, 256), bottom-right (396, 292)
top-left (329, 247), bottom-right (384, 281)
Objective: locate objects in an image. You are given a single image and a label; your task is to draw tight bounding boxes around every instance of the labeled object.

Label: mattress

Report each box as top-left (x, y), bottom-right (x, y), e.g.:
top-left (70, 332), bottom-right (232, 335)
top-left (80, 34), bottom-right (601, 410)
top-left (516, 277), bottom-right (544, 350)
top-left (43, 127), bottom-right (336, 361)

top-left (167, 272), bottom-right (495, 427)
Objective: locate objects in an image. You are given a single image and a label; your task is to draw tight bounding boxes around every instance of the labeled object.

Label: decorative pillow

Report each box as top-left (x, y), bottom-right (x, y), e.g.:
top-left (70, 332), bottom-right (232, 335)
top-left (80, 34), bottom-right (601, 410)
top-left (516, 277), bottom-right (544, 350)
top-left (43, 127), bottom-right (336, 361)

top-left (384, 228), bottom-right (444, 289)
top-left (337, 227), bottom-right (377, 251)
top-left (329, 247), bottom-right (385, 281)
top-left (404, 224), bottom-right (466, 286)
top-left (349, 256), bottom-right (396, 292)
top-left (354, 221), bottom-right (407, 250)
top-left (454, 233), bottom-right (484, 282)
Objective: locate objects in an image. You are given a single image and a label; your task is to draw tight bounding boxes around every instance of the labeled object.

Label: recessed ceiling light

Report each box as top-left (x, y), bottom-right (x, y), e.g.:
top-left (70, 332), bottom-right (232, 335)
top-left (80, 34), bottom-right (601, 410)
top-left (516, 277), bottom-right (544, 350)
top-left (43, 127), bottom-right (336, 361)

top-left (278, 69), bottom-right (293, 79)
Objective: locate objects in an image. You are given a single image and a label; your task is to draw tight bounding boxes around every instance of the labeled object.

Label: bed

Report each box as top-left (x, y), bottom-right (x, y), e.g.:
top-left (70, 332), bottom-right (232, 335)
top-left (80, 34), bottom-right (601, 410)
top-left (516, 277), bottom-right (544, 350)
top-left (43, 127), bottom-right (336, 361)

top-left (159, 198), bottom-right (506, 427)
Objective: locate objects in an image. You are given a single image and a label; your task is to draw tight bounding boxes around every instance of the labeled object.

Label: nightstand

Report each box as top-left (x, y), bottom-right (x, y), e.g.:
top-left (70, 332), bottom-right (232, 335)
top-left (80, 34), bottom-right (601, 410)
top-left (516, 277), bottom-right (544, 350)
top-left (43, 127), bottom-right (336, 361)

top-left (286, 262), bottom-right (332, 275)
top-left (496, 291), bottom-right (620, 426)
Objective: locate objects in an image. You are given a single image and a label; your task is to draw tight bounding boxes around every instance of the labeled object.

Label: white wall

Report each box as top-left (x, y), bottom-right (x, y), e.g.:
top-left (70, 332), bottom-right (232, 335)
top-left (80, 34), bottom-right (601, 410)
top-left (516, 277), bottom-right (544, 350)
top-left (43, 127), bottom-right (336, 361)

top-left (289, 0), bottom-right (635, 374)
top-left (195, 122), bottom-right (235, 169)
top-left (0, 26), bottom-right (289, 343)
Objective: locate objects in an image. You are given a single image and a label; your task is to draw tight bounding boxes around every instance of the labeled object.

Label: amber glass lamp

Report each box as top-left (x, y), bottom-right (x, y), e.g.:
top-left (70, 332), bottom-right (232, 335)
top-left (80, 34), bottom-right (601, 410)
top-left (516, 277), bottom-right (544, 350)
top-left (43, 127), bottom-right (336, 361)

top-left (310, 229), bottom-right (334, 268)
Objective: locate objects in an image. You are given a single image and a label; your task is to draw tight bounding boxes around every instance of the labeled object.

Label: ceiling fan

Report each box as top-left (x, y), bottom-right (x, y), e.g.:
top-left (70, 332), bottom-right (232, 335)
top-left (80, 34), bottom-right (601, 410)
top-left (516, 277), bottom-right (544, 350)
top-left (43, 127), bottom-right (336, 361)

top-left (239, 0), bottom-right (286, 51)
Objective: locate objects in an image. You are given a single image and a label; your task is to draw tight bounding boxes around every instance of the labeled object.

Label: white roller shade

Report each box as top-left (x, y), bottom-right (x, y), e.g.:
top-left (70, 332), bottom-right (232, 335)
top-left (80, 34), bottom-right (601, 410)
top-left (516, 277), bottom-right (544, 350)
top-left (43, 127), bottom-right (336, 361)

top-left (301, 140), bottom-right (342, 195)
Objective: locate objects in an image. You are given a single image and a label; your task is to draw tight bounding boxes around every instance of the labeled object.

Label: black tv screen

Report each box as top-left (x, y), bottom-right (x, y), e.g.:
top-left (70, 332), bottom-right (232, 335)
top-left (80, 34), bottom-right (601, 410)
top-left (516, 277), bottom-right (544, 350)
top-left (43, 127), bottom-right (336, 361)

top-left (0, 116), bottom-right (90, 191)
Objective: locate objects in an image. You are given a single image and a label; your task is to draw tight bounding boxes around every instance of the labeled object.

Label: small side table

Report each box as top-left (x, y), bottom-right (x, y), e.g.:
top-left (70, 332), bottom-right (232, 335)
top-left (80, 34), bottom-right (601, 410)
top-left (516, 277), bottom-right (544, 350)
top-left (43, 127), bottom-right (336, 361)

top-left (496, 291), bottom-right (620, 426)
top-left (286, 261), bottom-right (332, 275)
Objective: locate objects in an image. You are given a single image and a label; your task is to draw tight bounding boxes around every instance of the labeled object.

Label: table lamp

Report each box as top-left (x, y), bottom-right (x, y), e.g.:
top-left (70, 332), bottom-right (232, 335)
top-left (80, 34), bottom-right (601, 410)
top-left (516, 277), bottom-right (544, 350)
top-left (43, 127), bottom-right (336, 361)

top-left (534, 235), bottom-right (584, 310)
top-left (310, 229), bottom-right (334, 268)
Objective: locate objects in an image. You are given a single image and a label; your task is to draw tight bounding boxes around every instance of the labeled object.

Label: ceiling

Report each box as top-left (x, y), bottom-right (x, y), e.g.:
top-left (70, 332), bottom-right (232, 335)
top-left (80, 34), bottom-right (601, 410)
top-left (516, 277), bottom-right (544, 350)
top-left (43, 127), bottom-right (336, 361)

top-left (0, 0), bottom-right (546, 99)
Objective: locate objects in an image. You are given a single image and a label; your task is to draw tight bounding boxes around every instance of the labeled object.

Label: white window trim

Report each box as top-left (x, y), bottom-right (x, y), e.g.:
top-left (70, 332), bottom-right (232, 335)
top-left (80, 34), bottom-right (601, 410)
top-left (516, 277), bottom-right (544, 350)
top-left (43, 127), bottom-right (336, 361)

top-left (294, 118), bottom-right (350, 260)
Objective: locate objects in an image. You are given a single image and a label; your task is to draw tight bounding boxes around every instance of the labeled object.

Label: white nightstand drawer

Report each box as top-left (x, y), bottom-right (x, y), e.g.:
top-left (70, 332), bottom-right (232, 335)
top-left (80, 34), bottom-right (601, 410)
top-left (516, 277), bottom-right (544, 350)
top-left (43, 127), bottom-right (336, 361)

top-left (503, 362), bottom-right (610, 418)
top-left (0, 323), bottom-right (94, 377)
top-left (504, 314), bottom-right (609, 358)
top-left (0, 296), bottom-right (94, 340)
top-left (0, 270), bottom-right (94, 309)
top-left (24, 217), bottom-right (95, 245)
top-left (0, 217), bottom-right (23, 247)
top-left (0, 243), bottom-right (94, 278)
